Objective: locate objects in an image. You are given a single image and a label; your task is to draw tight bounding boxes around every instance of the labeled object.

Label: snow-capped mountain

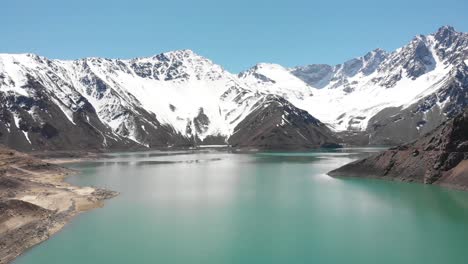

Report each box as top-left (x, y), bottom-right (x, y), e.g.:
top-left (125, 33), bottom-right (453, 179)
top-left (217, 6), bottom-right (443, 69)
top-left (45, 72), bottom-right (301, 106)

top-left (291, 48), bottom-right (389, 90)
top-left (242, 26), bottom-right (467, 144)
top-left (238, 63), bottom-right (315, 101)
top-left (0, 26), bottom-right (466, 150)
top-left (0, 50), bottom-right (331, 150)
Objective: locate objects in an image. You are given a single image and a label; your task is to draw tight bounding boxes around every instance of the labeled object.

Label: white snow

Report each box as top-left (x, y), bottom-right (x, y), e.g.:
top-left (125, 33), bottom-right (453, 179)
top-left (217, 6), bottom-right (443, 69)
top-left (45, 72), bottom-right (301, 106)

top-left (24, 132), bottom-right (32, 144)
top-left (11, 113), bottom-right (31, 144)
top-left (0, 27), bottom-right (465, 145)
top-left (239, 63), bottom-right (314, 101)
top-left (240, 34), bottom-right (455, 131)
top-left (51, 97), bottom-right (76, 125)
top-left (53, 51), bottom-right (262, 141)
top-left (12, 113), bottom-right (21, 129)
top-left (0, 54), bottom-right (31, 96)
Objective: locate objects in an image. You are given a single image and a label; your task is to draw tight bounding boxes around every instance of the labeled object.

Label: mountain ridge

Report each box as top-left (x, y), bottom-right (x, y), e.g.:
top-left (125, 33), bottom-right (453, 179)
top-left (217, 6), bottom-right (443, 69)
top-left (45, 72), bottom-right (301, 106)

top-left (0, 26), bottom-right (467, 151)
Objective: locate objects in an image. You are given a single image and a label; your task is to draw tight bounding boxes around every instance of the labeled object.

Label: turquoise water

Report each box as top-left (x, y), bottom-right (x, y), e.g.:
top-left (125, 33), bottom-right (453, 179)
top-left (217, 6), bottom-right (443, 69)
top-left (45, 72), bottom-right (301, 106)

top-left (14, 149), bottom-right (468, 264)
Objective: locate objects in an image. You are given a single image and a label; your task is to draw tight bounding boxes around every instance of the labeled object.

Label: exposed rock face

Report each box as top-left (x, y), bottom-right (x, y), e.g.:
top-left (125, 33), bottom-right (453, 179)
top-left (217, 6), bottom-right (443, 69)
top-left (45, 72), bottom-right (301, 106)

top-left (366, 61), bottom-right (468, 145)
top-left (228, 95), bottom-right (340, 150)
top-left (193, 107), bottom-right (210, 135)
top-left (377, 36), bottom-right (435, 87)
top-left (361, 27), bottom-right (467, 144)
top-left (433, 26), bottom-right (468, 64)
top-left (0, 78), bottom-right (139, 151)
top-left (290, 64), bottom-right (333, 88)
top-left (329, 110), bottom-right (468, 190)
top-left (291, 48), bottom-right (389, 90)
top-left (0, 70), bottom-right (192, 151)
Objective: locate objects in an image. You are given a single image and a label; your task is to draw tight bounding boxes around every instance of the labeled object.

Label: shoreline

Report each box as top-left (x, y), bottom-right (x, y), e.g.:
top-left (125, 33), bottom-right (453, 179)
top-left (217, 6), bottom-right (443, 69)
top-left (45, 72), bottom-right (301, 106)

top-left (328, 151), bottom-right (468, 192)
top-left (328, 171), bottom-right (468, 192)
top-left (0, 148), bottom-right (117, 264)
top-left (2, 147), bottom-right (466, 263)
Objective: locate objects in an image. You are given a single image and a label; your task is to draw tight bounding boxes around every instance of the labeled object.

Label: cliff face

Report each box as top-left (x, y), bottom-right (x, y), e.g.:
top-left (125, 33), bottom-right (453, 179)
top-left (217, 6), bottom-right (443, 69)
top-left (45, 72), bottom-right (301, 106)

top-left (328, 110), bottom-right (468, 190)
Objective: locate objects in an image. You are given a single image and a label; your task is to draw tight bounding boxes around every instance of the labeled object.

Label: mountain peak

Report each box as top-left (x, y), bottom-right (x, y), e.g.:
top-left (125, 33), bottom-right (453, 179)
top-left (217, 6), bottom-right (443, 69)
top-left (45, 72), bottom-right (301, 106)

top-left (254, 63), bottom-right (285, 70)
top-left (162, 49), bottom-right (197, 57)
top-left (238, 63), bottom-right (285, 77)
top-left (433, 25), bottom-right (461, 42)
top-left (0, 53), bottom-right (41, 60)
top-left (436, 25), bottom-right (456, 35)
top-left (362, 48), bottom-right (388, 62)
top-left (149, 49), bottom-right (202, 61)
top-left (369, 48), bottom-right (387, 56)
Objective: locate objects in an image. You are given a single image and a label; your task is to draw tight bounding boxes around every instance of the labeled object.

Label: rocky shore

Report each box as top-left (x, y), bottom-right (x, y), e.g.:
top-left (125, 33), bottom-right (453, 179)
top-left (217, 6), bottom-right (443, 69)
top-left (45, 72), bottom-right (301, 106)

top-left (329, 110), bottom-right (468, 190)
top-left (0, 147), bottom-right (116, 264)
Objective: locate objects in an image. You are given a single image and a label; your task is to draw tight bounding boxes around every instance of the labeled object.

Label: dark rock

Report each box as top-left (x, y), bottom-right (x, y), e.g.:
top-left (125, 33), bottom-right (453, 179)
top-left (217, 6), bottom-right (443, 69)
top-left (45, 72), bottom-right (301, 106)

top-left (200, 134), bottom-right (227, 145)
top-left (329, 109), bottom-right (468, 190)
top-left (193, 108), bottom-right (210, 135)
top-left (228, 95), bottom-right (339, 150)
top-left (0, 76), bottom-right (192, 151)
top-left (320, 142), bottom-right (342, 148)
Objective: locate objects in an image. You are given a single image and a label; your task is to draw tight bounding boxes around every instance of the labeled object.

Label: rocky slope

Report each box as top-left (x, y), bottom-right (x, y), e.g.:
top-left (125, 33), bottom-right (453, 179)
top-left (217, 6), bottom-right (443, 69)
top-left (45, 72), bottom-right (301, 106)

top-left (291, 48), bottom-right (389, 90)
top-left (228, 95), bottom-right (339, 149)
top-left (366, 60), bottom-right (468, 145)
top-left (328, 110), bottom-right (468, 190)
top-left (0, 145), bottom-right (116, 264)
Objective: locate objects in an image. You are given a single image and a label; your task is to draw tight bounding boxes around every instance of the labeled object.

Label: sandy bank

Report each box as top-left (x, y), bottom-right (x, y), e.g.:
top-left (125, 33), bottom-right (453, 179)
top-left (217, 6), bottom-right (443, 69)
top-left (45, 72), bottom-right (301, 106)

top-left (0, 147), bottom-right (116, 264)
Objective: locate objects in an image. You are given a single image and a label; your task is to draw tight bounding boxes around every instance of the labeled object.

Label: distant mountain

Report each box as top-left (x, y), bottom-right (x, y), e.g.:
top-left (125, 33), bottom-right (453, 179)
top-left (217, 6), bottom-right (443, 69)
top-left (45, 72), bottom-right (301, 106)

top-left (0, 26), bottom-right (466, 151)
top-left (0, 50), bottom-right (336, 150)
top-left (291, 48), bottom-right (388, 89)
top-left (242, 26), bottom-right (468, 144)
top-left (328, 109), bottom-right (468, 190)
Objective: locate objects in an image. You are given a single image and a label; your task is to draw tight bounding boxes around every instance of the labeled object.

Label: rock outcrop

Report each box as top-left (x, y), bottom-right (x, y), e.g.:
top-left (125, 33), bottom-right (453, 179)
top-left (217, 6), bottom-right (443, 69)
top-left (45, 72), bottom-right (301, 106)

top-left (329, 110), bottom-right (468, 190)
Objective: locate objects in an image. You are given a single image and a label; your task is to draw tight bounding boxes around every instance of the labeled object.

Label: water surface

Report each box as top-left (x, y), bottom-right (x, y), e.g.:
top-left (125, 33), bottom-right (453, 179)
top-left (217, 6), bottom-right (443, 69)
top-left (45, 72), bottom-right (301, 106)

top-left (14, 149), bottom-right (468, 264)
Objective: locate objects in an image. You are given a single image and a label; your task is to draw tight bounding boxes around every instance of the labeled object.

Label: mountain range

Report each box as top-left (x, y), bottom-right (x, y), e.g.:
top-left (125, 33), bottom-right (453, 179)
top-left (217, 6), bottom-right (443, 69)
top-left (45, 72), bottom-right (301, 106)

top-left (0, 26), bottom-right (467, 151)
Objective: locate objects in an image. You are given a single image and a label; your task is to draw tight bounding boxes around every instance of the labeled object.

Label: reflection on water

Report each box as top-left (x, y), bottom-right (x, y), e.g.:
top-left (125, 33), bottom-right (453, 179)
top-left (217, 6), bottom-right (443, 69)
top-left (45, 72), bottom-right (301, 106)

top-left (79, 158), bottom-right (224, 168)
top-left (14, 148), bottom-right (468, 264)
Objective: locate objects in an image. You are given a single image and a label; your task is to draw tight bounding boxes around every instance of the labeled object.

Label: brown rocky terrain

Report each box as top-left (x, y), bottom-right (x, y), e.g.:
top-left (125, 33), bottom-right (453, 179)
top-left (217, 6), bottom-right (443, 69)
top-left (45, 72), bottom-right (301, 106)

top-left (328, 109), bottom-right (468, 190)
top-left (228, 95), bottom-right (340, 150)
top-left (0, 146), bottom-right (116, 264)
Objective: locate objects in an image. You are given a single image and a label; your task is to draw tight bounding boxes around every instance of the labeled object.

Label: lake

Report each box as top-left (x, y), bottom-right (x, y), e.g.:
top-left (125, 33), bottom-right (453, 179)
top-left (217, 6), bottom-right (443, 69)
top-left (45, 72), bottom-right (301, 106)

top-left (13, 149), bottom-right (468, 264)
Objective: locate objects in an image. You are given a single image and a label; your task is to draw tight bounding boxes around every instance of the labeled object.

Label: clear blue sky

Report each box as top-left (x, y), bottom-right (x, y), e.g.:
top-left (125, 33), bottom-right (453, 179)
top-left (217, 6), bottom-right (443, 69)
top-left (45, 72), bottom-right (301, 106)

top-left (2, 0), bottom-right (467, 72)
